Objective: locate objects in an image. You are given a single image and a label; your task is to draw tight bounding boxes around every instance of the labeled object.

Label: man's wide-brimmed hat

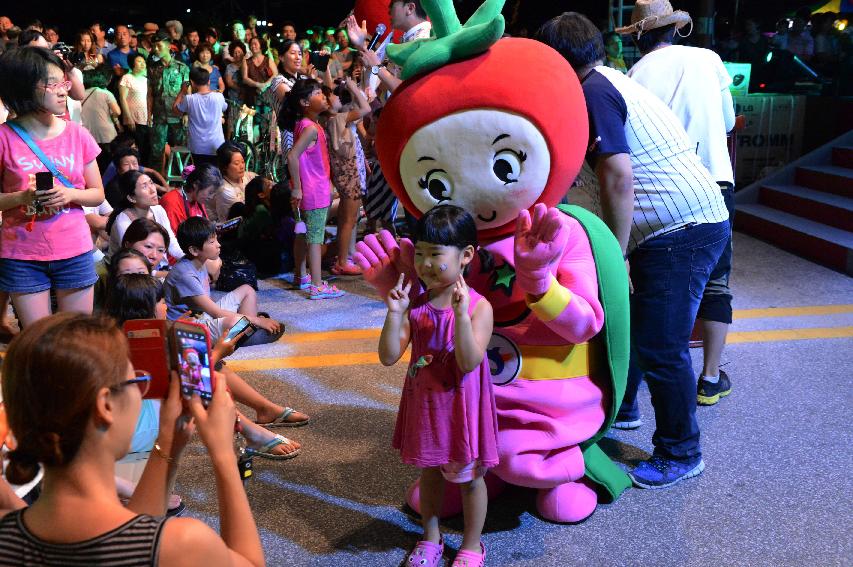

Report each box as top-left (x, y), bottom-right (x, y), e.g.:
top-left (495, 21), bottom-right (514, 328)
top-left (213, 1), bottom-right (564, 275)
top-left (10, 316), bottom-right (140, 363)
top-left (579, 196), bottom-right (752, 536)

top-left (615, 0), bottom-right (692, 37)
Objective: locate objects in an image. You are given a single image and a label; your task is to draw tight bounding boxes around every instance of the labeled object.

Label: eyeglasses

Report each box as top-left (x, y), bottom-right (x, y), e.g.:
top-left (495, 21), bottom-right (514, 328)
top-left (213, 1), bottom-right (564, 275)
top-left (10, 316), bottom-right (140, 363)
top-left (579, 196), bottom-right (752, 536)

top-left (42, 80), bottom-right (72, 93)
top-left (111, 370), bottom-right (152, 397)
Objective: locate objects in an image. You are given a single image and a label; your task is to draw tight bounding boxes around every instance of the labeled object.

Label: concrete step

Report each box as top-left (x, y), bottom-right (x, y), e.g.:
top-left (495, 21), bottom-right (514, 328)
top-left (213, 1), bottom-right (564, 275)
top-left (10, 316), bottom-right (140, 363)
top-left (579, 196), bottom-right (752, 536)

top-left (759, 185), bottom-right (853, 232)
top-left (735, 203), bottom-right (853, 275)
top-left (832, 146), bottom-right (853, 169)
top-left (795, 165), bottom-right (853, 196)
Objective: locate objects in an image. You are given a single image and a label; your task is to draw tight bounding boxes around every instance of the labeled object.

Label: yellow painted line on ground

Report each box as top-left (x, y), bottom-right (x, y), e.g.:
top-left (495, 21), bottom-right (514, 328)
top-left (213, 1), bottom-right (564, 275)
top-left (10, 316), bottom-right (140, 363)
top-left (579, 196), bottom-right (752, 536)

top-left (236, 327), bottom-right (853, 372)
top-left (228, 351), bottom-right (409, 373)
top-left (281, 305), bottom-right (853, 344)
top-left (727, 326), bottom-right (853, 344)
top-left (734, 304), bottom-right (853, 320)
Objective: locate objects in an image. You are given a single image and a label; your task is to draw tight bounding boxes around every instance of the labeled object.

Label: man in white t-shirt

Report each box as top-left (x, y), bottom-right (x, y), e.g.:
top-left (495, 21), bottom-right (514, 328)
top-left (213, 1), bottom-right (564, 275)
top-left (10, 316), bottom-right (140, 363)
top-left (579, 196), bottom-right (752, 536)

top-left (537, 11), bottom-right (730, 491)
top-left (620, 0), bottom-right (737, 408)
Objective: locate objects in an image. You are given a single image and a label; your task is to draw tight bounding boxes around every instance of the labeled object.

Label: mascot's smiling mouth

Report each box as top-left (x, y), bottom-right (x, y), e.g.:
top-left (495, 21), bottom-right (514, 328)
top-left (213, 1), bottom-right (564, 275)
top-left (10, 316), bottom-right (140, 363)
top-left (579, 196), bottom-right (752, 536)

top-left (477, 210), bottom-right (497, 222)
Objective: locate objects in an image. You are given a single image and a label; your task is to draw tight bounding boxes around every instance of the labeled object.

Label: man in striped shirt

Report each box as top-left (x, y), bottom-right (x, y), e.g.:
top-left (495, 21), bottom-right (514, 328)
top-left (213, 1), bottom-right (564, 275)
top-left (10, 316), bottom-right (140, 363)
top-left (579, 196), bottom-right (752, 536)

top-left (536, 12), bottom-right (730, 489)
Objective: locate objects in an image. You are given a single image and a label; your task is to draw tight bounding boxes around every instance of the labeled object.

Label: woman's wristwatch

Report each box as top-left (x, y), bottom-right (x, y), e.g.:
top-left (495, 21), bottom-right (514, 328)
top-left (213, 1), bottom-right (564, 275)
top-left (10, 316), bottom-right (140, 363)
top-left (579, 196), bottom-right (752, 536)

top-left (370, 65), bottom-right (384, 76)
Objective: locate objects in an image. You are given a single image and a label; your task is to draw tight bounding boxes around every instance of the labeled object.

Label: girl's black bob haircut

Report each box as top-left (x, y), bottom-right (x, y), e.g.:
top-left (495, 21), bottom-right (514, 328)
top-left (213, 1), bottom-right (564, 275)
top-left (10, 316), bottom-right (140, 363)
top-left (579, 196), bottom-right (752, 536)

top-left (415, 205), bottom-right (479, 251)
top-left (0, 46), bottom-right (66, 116)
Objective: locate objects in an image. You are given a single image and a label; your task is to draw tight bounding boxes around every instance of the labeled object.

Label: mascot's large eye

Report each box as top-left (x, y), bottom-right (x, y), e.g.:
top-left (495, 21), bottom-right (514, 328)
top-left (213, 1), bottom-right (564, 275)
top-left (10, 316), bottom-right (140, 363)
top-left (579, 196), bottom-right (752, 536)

top-left (492, 149), bottom-right (526, 185)
top-left (418, 169), bottom-right (453, 203)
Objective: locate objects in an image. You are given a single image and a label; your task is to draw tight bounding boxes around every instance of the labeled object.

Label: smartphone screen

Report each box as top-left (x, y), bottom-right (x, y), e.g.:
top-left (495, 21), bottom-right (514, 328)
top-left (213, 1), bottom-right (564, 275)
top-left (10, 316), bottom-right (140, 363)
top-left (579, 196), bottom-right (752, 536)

top-left (311, 51), bottom-right (330, 72)
top-left (174, 326), bottom-right (213, 402)
top-left (225, 316), bottom-right (255, 344)
top-left (35, 171), bottom-right (54, 191)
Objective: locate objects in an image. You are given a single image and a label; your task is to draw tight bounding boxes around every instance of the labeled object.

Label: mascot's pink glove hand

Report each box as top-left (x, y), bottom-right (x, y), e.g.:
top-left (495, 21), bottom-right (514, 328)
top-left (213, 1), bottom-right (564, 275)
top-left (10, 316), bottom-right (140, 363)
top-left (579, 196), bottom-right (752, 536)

top-left (353, 230), bottom-right (418, 298)
top-left (514, 203), bottom-right (570, 296)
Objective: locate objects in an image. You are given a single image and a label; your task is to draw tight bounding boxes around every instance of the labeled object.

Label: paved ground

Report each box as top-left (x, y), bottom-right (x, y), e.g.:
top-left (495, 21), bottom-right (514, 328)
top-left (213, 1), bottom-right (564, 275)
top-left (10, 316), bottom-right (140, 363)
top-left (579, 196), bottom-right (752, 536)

top-left (170, 231), bottom-right (852, 567)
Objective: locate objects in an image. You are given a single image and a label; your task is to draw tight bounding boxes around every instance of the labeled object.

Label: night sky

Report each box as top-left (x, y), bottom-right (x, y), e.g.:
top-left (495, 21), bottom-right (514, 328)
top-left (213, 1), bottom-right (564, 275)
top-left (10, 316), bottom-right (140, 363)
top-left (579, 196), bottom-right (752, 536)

top-left (4, 1), bottom-right (825, 40)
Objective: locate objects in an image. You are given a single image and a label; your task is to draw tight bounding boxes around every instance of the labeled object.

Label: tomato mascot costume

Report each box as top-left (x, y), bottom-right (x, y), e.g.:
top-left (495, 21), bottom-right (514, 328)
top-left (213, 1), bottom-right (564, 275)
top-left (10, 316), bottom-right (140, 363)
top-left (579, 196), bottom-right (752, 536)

top-left (355, 0), bottom-right (632, 523)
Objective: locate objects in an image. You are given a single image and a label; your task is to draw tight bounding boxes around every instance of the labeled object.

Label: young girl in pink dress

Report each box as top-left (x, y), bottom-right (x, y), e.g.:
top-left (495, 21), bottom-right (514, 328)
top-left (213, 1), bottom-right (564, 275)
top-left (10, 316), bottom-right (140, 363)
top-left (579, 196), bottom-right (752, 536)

top-left (379, 205), bottom-right (497, 567)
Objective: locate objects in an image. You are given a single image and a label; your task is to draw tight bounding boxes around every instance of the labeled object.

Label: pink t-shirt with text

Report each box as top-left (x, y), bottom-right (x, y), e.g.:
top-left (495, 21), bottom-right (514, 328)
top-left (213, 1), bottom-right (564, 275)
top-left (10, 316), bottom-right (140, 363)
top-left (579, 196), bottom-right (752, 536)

top-left (0, 121), bottom-right (100, 260)
top-left (294, 118), bottom-right (331, 211)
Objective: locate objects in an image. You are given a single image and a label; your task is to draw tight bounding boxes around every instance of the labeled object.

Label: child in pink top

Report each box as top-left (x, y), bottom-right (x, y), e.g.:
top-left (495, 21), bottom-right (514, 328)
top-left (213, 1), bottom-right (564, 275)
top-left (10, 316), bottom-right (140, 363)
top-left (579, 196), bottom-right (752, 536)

top-left (281, 78), bottom-right (344, 299)
top-left (0, 46), bottom-right (106, 327)
top-left (379, 206), bottom-right (497, 567)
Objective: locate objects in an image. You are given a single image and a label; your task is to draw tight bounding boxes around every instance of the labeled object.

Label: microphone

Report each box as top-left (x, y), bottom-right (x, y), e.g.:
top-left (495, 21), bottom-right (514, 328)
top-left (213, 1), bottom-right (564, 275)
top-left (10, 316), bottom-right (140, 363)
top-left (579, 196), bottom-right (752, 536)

top-left (366, 23), bottom-right (386, 52)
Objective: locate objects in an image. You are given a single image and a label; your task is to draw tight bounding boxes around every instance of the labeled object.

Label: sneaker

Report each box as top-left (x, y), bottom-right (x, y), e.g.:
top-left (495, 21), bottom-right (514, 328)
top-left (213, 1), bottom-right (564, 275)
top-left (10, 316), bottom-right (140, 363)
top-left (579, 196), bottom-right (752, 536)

top-left (293, 275), bottom-right (311, 290)
top-left (629, 455), bottom-right (705, 489)
top-left (611, 415), bottom-right (643, 430)
top-left (697, 369), bottom-right (732, 406)
top-left (308, 282), bottom-right (345, 300)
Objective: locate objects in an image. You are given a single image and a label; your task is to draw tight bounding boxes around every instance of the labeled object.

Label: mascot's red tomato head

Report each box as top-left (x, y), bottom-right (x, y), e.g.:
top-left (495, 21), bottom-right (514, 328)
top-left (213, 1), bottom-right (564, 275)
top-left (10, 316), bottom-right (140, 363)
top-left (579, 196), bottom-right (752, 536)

top-left (354, 0), bottom-right (402, 43)
top-left (376, 37), bottom-right (588, 240)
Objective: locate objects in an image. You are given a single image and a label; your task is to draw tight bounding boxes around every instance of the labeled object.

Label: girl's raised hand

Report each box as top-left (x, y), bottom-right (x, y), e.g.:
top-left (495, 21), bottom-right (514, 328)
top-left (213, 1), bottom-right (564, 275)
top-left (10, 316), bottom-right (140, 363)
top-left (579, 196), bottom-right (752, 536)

top-left (451, 273), bottom-right (470, 317)
top-left (385, 273), bottom-right (412, 314)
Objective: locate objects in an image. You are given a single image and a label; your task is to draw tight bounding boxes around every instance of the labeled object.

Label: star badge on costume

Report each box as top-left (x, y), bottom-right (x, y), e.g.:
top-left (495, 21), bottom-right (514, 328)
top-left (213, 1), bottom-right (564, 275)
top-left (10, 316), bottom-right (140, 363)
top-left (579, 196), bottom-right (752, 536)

top-left (491, 262), bottom-right (516, 296)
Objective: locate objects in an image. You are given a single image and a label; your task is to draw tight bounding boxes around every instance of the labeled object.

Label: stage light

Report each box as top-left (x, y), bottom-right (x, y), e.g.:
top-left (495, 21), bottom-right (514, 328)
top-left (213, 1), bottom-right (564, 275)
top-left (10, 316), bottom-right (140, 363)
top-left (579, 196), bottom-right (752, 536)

top-left (187, 8), bottom-right (191, 13)
top-left (766, 51), bottom-right (773, 63)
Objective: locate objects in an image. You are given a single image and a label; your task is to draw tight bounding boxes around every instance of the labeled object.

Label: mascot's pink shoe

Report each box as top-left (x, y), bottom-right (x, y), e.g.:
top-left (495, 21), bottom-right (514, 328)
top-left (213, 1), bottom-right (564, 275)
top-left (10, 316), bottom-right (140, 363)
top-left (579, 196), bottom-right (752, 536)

top-left (536, 478), bottom-right (598, 524)
top-left (406, 474), bottom-right (507, 518)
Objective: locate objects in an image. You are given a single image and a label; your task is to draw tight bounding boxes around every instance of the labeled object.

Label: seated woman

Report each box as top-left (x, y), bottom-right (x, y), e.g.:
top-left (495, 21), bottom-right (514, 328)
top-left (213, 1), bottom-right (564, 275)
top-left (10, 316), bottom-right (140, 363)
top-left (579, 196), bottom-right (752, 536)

top-left (160, 164), bottom-right (220, 235)
top-left (210, 142), bottom-right (257, 223)
top-left (107, 274), bottom-right (308, 446)
top-left (0, 313), bottom-right (265, 565)
top-left (107, 170), bottom-right (184, 261)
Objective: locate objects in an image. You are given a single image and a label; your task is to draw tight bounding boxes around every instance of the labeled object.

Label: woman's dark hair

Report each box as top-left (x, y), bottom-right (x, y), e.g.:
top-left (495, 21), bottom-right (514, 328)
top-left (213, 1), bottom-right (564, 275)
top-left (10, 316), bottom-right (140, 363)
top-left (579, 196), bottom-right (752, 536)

top-left (249, 35), bottom-right (268, 54)
top-left (228, 40), bottom-right (246, 57)
top-left (204, 27), bottom-right (219, 41)
top-left (127, 52), bottom-right (146, 70)
top-left (105, 170), bottom-right (145, 235)
top-left (18, 29), bottom-right (46, 47)
top-left (534, 12), bottom-right (604, 70)
top-left (195, 41), bottom-right (214, 59)
top-left (278, 78), bottom-right (320, 132)
top-left (107, 248), bottom-right (152, 283)
top-left (242, 175), bottom-right (270, 219)
top-left (82, 65), bottom-right (110, 89)
top-left (216, 141), bottom-right (246, 171)
top-left (121, 217), bottom-right (171, 250)
top-left (0, 46), bottom-right (66, 116)
top-left (632, 23), bottom-right (676, 54)
top-left (185, 162), bottom-right (222, 195)
top-left (74, 29), bottom-right (98, 57)
top-left (105, 273), bottom-right (164, 325)
top-left (2, 313), bottom-right (129, 484)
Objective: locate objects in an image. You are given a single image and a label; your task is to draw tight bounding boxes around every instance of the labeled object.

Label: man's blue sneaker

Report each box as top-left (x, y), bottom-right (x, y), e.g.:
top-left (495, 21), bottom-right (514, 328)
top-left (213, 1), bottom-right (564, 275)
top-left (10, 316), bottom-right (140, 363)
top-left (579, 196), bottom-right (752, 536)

top-left (629, 456), bottom-right (705, 489)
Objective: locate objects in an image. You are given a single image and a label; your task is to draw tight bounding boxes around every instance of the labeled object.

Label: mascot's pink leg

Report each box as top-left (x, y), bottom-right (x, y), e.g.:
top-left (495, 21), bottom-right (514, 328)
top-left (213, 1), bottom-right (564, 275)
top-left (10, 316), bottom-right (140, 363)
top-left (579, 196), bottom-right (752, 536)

top-left (406, 474), bottom-right (506, 518)
top-left (536, 477), bottom-right (598, 524)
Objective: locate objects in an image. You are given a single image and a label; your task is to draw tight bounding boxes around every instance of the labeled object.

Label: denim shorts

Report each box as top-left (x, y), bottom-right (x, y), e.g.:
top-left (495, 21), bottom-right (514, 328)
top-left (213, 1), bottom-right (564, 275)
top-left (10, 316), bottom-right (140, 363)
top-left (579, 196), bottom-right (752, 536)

top-left (0, 251), bottom-right (99, 294)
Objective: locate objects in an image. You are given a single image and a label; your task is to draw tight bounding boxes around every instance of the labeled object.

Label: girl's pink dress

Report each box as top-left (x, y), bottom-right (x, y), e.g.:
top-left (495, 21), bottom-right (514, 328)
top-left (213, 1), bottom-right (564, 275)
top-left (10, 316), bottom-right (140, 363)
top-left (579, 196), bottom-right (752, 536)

top-left (392, 288), bottom-right (499, 469)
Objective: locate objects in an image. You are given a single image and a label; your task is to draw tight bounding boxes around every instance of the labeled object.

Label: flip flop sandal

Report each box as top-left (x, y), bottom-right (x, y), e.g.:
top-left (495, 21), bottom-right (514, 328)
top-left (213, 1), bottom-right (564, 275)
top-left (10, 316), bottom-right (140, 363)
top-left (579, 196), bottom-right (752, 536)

top-left (257, 407), bottom-right (311, 428)
top-left (166, 501), bottom-right (187, 517)
top-left (245, 434), bottom-right (301, 460)
top-left (451, 542), bottom-right (486, 567)
top-left (406, 538), bottom-right (444, 567)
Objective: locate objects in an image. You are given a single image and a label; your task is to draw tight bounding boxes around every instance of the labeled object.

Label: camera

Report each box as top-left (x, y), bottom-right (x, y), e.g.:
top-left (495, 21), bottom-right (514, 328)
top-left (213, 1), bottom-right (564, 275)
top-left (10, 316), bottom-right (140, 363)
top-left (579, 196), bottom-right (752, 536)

top-left (52, 42), bottom-right (73, 60)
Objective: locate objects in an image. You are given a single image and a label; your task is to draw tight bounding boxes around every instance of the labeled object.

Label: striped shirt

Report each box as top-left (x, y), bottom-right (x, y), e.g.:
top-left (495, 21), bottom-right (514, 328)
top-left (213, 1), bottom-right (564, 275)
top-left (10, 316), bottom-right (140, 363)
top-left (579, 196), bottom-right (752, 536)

top-left (0, 510), bottom-right (167, 566)
top-left (582, 65), bottom-right (728, 251)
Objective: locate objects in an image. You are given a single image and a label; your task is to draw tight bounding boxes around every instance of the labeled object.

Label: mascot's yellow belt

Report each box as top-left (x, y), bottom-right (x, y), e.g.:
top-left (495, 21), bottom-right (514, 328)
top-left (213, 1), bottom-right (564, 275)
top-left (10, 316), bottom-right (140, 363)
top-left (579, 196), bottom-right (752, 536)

top-left (515, 279), bottom-right (600, 381)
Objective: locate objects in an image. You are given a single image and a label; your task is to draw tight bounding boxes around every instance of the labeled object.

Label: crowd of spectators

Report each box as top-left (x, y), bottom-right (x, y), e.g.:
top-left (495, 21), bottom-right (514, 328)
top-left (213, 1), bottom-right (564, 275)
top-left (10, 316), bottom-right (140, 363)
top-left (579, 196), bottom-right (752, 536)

top-left (0, 1), bottom-right (847, 563)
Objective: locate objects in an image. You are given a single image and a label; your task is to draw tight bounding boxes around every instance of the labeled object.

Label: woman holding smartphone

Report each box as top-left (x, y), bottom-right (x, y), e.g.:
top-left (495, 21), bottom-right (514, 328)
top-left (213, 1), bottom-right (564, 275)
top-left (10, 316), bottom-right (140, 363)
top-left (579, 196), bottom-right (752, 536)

top-left (0, 47), bottom-right (105, 327)
top-left (0, 313), bottom-right (265, 566)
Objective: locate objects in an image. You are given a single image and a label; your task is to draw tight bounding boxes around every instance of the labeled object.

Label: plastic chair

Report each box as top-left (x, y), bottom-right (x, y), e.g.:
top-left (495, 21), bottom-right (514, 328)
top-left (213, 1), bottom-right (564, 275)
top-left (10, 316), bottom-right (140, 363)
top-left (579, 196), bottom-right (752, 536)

top-left (166, 146), bottom-right (193, 186)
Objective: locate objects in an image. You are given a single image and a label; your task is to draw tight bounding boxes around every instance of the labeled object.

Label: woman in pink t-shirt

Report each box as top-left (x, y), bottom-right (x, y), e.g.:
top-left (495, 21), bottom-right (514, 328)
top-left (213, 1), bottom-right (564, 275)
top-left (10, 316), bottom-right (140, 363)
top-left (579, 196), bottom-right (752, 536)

top-left (0, 47), bottom-right (105, 327)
